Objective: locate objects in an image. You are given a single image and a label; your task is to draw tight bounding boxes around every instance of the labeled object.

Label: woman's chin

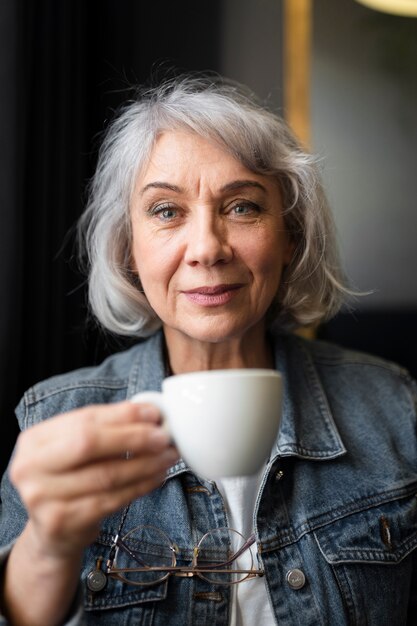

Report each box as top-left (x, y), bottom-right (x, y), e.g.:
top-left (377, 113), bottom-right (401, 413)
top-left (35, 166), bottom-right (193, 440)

top-left (163, 316), bottom-right (264, 347)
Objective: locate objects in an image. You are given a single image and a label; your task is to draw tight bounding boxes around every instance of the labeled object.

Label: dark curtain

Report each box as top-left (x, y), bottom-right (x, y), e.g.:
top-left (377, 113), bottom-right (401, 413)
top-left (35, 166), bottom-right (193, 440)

top-left (0, 0), bottom-right (221, 474)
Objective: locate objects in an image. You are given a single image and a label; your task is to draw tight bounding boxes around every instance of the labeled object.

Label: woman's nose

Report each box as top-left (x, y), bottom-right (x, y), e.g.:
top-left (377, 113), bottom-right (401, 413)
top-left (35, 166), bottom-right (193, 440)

top-left (183, 213), bottom-right (233, 267)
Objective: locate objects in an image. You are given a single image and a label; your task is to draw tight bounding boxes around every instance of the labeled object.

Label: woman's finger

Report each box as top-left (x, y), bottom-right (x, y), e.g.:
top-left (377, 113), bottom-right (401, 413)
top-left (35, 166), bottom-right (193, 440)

top-left (13, 402), bottom-right (167, 475)
top-left (18, 446), bottom-right (179, 505)
top-left (19, 401), bottom-right (162, 449)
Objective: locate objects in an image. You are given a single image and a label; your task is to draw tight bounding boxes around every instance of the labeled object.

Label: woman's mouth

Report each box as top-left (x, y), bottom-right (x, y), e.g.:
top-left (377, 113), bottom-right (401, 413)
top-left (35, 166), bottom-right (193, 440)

top-left (182, 284), bottom-right (243, 306)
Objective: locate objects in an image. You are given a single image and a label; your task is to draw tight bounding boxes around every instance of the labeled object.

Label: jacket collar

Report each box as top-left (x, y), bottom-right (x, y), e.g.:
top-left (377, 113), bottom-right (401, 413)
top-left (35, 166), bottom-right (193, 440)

top-left (127, 331), bottom-right (346, 481)
top-left (273, 333), bottom-right (346, 460)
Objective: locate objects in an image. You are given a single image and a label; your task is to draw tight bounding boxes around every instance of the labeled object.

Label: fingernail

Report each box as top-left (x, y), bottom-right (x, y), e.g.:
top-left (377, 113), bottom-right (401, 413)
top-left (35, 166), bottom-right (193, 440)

top-left (161, 447), bottom-right (180, 466)
top-left (148, 427), bottom-right (170, 449)
top-left (137, 404), bottom-right (160, 421)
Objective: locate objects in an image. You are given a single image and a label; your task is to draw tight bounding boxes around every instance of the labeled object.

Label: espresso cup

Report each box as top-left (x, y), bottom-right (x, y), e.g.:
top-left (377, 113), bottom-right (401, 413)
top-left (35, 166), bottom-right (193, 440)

top-left (131, 368), bottom-right (283, 479)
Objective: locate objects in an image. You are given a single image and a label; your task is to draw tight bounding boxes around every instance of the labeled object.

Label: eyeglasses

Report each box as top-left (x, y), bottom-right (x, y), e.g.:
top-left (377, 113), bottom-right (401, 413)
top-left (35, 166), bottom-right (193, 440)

top-left (105, 524), bottom-right (264, 587)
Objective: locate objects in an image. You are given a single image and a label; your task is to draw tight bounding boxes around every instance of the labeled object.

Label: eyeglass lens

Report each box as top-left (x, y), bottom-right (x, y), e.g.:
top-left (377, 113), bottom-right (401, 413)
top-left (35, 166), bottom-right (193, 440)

top-left (114, 525), bottom-right (175, 585)
top-left (195, 527), bottom-right (254, 584)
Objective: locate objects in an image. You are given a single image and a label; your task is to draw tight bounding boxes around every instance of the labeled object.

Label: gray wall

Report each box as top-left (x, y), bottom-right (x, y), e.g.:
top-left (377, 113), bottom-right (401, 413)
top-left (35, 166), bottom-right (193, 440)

top-left (220, 0), bottom-right (283, 111)
top-left (312, 0), bottom-right (417, 308)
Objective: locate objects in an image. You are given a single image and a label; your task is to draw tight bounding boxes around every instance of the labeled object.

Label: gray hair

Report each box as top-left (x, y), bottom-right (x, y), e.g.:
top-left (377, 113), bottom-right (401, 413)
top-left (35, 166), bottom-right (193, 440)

top-left (78, 73), bottom-right (351, 337)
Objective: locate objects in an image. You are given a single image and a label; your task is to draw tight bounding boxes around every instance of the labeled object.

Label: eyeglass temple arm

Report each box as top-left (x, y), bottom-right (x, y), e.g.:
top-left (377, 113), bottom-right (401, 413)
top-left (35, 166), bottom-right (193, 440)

top-left (235, 532), bottom-right (256, 559)
top-left (193, 532), bottom-right (256, 569)
top-left (108, 535), bottom-right (154, 569)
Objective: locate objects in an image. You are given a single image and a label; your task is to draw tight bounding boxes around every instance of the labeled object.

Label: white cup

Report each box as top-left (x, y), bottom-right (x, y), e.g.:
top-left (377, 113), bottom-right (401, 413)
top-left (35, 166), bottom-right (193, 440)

top-left (131, 369), bottom-right (283, 479)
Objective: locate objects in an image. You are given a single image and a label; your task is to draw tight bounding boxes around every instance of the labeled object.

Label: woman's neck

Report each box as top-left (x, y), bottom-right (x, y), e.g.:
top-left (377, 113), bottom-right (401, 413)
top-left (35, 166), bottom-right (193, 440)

top-left (163, 325), bottom-right (274, 374)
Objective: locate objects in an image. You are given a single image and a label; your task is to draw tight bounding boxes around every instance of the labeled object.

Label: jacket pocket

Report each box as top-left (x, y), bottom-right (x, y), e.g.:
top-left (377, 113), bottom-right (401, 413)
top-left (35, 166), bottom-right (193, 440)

top-left (314, 493), bottom-right (417, 626)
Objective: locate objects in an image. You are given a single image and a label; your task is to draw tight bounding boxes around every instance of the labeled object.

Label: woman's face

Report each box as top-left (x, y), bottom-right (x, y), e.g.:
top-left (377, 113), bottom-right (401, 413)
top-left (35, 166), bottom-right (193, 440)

top-left (130, 130), bottom-right (293, 347)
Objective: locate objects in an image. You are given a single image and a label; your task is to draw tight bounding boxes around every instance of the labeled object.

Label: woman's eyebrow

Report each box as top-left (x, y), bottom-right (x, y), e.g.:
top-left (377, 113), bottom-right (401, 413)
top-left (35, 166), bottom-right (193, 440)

top-left (140, 181), bottom-right (182, 195)
top-left (220, 180), bottom-right (267, 194)
top-left (139, 179), bottom-right (267, 196)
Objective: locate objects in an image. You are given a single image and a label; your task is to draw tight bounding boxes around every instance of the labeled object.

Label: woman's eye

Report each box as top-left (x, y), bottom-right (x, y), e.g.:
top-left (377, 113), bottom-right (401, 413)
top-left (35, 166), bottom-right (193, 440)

top-left (150, 204), bottom-right (178, 221)
top-left (160, 208), bottom-right (177, 219)
top-left (230, 202), bottom-right (260, 216)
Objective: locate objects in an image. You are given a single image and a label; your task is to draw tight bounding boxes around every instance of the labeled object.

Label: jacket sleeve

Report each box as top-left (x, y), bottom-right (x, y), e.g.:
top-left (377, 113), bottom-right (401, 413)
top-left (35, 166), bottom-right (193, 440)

top-left (407, 378), bottom-right (417, 623)
top-left (0, 466), bottom-right (88, 626)
top-left (1, 398), bottom-right (91, 626)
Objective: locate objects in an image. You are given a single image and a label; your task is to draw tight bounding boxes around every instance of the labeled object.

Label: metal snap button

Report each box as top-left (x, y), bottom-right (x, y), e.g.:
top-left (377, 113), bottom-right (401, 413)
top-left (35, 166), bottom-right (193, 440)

top-left (87, 567), bottom-right (107, 592)
top-left (87, 558), bottom-right (107, 593)
top-left (286, 568), bottom-right (306, 590)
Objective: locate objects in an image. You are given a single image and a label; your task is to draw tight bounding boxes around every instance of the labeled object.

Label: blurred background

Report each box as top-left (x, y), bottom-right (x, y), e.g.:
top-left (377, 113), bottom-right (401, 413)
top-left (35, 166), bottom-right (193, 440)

top-left (1, 0), bottom-right (416, 474)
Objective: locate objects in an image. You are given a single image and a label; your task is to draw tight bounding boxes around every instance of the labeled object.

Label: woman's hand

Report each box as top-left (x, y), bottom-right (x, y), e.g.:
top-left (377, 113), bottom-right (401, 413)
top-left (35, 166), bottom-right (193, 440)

top-left (2, 401), bottom-right (178, 626)
top-left (10, 400), bottom-right (178, 559)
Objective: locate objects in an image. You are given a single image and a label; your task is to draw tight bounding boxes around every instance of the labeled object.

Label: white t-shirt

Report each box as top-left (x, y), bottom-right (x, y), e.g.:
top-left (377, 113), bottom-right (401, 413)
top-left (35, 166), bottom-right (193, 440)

top-left (215, 467), bottom-right (276, 626)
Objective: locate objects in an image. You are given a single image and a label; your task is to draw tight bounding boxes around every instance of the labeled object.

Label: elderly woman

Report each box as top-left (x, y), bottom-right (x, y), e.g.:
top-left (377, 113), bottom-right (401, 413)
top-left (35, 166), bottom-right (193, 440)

top-left (0, 75), bottom-right (416, 626)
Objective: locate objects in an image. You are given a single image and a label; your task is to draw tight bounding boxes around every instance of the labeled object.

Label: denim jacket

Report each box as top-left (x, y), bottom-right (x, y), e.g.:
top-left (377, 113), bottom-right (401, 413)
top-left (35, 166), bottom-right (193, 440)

top-left (1, 331), bottom-right (416, 625)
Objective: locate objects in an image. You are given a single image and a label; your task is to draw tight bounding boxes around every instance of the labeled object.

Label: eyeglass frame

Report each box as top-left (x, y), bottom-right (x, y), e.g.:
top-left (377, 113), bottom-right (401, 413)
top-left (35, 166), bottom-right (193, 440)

top-left (105, 523), bottom-right (264, 587)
